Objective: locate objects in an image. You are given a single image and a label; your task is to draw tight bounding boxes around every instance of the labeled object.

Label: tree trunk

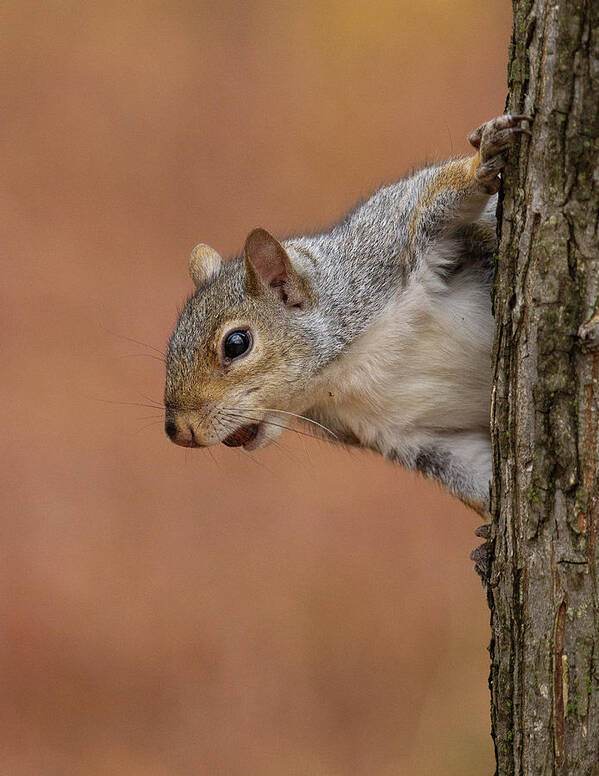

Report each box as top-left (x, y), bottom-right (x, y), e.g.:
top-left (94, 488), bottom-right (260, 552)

top-left (489, 0), bottom-right (599, 774)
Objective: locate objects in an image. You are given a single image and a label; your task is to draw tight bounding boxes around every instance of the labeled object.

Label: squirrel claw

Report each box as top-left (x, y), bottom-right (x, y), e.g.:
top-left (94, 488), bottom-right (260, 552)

top-left (578, 311), bottom-right (599, 348)
top-left (471, 523), bottom-right (493, 583)
top-left (474, 523), bottom-right (491, 539)
top-left (468, 130), bottom-right (482, 150)
top-left (507, 113), bottom-right (534, 124)
top-left (510, 126), bottom-right (532, 138)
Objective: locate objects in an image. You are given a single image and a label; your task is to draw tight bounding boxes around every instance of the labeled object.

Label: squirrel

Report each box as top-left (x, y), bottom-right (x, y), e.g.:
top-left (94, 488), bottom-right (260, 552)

top-left (164, 114), bottom-right (533, 517)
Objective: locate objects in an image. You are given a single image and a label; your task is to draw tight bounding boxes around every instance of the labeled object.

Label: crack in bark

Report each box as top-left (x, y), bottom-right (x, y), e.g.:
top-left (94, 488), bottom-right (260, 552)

top-left (553, 597), bottom-right (567, 767)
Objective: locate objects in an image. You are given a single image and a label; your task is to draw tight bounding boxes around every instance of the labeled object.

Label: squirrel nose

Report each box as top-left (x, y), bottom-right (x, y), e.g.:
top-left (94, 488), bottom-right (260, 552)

top-left (165, 419), bottom-right (203, 447)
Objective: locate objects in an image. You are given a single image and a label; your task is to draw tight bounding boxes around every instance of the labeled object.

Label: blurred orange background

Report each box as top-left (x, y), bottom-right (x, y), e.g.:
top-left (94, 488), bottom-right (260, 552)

top-left (2, 1), bottom-right (511, 774)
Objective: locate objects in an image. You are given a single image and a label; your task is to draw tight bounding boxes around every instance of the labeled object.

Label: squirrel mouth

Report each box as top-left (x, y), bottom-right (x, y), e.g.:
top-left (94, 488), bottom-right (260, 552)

top-left (222, 423), bottom-right (260, 448)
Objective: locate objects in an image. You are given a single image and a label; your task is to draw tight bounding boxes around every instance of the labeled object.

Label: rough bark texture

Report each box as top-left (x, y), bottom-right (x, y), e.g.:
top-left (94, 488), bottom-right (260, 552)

top-left (489, 0), bottom-right (599, 774)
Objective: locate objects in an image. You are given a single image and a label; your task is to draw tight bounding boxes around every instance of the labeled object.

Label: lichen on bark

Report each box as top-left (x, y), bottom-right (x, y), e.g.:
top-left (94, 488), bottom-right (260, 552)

top-left (489, 0), bottom-right (599, 774)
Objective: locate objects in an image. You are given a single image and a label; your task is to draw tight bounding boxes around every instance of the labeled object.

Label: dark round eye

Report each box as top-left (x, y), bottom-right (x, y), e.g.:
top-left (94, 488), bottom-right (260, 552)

top-left (223, 330), bottom-right (252, 361)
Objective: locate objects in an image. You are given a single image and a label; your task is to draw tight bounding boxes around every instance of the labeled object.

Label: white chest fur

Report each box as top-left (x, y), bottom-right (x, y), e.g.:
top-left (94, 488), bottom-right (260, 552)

top-left (309, 267), bottom-right (494, 458)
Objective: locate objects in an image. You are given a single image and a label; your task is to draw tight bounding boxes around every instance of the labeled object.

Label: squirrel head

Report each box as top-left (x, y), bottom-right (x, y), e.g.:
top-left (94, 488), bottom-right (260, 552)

top-left (164, 228), bottom-right (320, 450)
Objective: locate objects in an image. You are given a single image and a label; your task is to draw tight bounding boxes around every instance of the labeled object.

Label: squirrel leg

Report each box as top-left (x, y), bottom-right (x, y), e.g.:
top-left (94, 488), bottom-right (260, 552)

top-left (408, 114), bottom-right (533, 254)
top-left (408, 431), bottom-right (492, 514)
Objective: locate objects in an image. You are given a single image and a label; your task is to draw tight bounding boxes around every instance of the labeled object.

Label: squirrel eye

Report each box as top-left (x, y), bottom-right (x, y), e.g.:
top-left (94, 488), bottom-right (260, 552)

top-left (223, 330), bottom-right (252, 361)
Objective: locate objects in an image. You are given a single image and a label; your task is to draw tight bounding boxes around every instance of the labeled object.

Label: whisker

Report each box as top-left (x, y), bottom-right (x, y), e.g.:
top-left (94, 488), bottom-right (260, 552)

top-left (240, 448), bottom-right (276, 476)
top-left (268, 437), bottom-right (301, 466)
top-left (89, 396), bottom-right (164, 411)
top-left (206, 447), bottom-right (220, 469)
top-left (213, 414), bottom-right (277, 476)
top-left (223, 405), bottom-right (337, 439)
top-left (100, 324), bottom-right (167, 357)
top-left (119, 353), bottom-right (166, 365)
top-left (221, 410), bottom-right (327, 443)
top-left (135, 419), bottom-right (165, 435)
top-left (129, 398), bottom-right (335, 444)
top-left (138, 392), bottom-right (167, 407)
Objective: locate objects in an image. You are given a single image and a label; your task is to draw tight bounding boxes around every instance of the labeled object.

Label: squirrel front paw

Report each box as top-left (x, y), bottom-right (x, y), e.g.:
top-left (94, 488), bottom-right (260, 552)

top-left (468, 114), bottom-right (533, 193)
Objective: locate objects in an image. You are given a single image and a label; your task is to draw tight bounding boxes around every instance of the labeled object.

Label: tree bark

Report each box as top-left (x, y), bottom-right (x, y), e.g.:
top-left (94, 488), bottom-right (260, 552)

top-left (489, 0), bottom-right (599, 774)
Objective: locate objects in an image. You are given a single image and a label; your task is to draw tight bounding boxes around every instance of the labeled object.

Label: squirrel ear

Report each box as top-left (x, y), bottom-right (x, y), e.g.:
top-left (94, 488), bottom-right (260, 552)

top-left (243, 228), bottom-right (311, 308)
top-left (189, 243), bottom-right (222, 288)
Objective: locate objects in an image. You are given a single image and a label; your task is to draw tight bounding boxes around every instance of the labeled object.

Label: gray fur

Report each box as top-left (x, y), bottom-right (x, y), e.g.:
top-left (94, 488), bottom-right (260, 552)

top-left (165, 116), bottom-right (530, 513)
